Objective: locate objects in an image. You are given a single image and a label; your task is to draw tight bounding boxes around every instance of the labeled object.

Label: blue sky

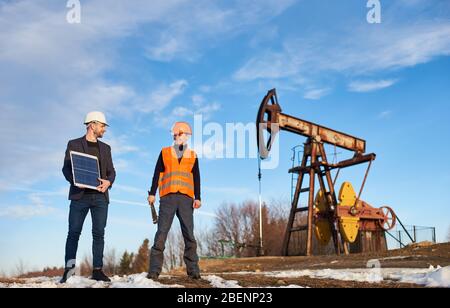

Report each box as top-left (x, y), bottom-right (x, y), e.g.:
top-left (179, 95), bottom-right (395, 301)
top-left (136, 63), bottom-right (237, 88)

top-left (0, 0), bottom-right (449, 275)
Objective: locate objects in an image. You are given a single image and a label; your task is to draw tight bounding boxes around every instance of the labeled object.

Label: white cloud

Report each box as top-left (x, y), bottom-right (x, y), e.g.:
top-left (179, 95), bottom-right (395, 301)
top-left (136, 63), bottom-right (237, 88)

top-left (378, 110), bottom-right (393, 119)
top-left (0, 0), bottom-right (295, 186)
top-left (1, 0), bottom-right (288, 184)
top-left (348, 79), bottom-right (398, 93)
top-left (0, 195), bottom-right (56, 220)
top-left (0, 1), bottom-right (153, 185)
top-left (172, 106), bottom-right (193, 118)
top-left (234, 51), bottom-right (302, 81)
top-left (137, 80), bottom-right (188, 113)
top-left (104, 134), bottom-right (140, 156)
top-left (114, 184), bottom-right (147, 196)
top-left (195, 102), bottom-right (221, 120)
top-left (0, 186), bottom-right (67, 196)
top-left (192, 94), bottom-right (205, 106)
top-left (303, 88), bottom-right (331, 100)
top-left (0, 205), bottom-right (55, 220)
top-left (195, 210), bottom-right (218, 219)
top-left (0, 82), bottom-right (135, 184)
top-left (233, 20), bottom-right (450, 84)
top-left (249, 25), bottom-right (279, 48)
top-left (146, 36), bottom-right (187, 62)
top-left (156, 94), bottom-right (221, 128)
top-left (144, 0), bottom-right (297, 62)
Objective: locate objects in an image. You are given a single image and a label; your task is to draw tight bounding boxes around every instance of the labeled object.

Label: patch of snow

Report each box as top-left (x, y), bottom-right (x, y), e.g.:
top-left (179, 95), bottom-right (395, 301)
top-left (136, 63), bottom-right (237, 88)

top-left (65, 276), bottom-right (107, 288)
top-left (378, 255), bottom-right (421, 261)
top-left (205, 275), bottom-right (305, 288)
top-left (391, 266), bottom-right (450, 288)
top-left (264, 266), bottom-right (450, 287)
top-left (425, 266), bottom-right (450, 287)
top-left (227, 271), bottom-right (259, 275)
top-left (3, 267), bottom-right (448, 288)
top-left (204, 275), bottom-right (242, 288)
top-left (0, 273), bottom-right (184, 288)
top-left (266, 268), bottom-right (384, 283)
top-left (110, 273), bottom-right (183, 288)
top-left (265, 285), bottom-right (306, 288)
top-left (5, 277), bottom-right (62, 289)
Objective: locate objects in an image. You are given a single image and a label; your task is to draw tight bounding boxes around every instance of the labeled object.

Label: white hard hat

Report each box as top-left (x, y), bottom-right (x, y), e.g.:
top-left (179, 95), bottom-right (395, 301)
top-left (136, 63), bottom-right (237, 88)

top-left (84, 111), bottom-right (109, 126)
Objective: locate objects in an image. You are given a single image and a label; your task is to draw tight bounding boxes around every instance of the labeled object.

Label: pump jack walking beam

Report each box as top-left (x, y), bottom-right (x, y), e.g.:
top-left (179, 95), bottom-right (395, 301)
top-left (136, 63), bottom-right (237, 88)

top-left (257, 89), bottom-right (367, 157)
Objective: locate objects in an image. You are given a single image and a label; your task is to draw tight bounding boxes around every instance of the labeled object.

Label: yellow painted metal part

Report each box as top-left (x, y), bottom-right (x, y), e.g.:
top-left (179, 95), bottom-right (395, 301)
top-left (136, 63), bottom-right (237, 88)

top-left (314, 182), bottom-right (362, 245)
top-left (339, 217), bottom-right (360, 243)
top-left (315, 219), bottom-right (331, 245)
top-left (338, 182), bottom-right (357, 207)
top-left (338, 182), bottom-right (360, 243)
top-left (314, 190), bottom-right (331, 245)
top-left (315, 190), bottom-right (328, 212)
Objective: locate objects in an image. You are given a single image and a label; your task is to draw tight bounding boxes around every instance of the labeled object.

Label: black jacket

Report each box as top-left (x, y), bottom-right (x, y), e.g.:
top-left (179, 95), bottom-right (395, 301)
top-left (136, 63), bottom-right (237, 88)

top-left (62, 136), bottom-right (116, 203)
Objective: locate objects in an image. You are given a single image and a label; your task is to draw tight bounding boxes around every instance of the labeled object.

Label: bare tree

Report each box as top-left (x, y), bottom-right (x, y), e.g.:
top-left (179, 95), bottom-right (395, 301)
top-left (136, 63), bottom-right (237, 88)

top-left (163, 228), bottom-right (185, 272)
top-left (214, 201), bottom-right (264, 257)
top-left (196, 226), bottom-right (222, 258)
top-left (103, 248), bottom-right (118, 276)
top-left (210, 198), bottom-right (336, 258)
top-left (262, 198), bottom-right (290, 256)
top-left (79, 255), bottom-right (92, 277)
top-left (14, 259), bottom-right (27, 277)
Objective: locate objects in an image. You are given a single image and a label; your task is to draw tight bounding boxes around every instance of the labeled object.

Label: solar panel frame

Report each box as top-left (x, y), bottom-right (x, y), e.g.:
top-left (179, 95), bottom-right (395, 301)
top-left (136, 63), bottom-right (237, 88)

top-left (70, 151), bottom-right (101, 190)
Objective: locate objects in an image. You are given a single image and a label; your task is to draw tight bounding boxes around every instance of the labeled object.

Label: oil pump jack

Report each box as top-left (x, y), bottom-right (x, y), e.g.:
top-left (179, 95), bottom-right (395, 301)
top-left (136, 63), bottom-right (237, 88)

top-left (256, 89), bottom-right (397, 256)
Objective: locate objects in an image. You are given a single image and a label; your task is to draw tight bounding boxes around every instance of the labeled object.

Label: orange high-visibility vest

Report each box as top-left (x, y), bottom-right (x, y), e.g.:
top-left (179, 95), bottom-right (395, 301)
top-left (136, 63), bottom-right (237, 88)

top-left (159, 146), bottom-right (196, 199)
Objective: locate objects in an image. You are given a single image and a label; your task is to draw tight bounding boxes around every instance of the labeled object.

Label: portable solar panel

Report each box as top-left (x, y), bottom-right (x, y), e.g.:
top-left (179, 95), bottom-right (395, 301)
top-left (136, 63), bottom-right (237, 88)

top-left (70, 151), bottom-right (100, 190)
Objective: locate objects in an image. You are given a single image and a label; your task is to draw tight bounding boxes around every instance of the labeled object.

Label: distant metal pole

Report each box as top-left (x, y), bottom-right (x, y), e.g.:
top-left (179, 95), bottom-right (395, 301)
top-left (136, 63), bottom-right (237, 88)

top-left (396, 216), bottom-right (415, 243)
top-left (386, 231), bottom-right (403, 247)
top-left (290, 146), bottom-right (296, 205)
top-left (219, 241), bottom-right (224, 257)
top-left (258, 156), bottom-right (263, 255)
top-left (413, 226), bottom-right (417, 243)
top-left (432, 228), bottom-right (436, 243)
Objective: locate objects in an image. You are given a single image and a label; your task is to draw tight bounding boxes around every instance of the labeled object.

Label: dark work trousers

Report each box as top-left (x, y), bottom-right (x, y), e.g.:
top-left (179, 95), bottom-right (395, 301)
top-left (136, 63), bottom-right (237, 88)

top-left (149, 193), bottom-right (200, 275)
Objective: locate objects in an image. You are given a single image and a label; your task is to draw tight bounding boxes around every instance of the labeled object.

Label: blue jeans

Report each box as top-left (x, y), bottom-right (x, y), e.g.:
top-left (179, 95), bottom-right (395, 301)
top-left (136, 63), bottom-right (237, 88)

top-left (64, 193), bottom-right (108, 269)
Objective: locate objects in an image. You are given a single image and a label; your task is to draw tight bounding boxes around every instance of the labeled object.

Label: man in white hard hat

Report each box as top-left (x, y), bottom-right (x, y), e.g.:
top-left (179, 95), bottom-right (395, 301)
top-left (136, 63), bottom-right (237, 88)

top-left (60, 111), bottom-right (116, 283)
top-left (147, 121), bottom-right (202, 280)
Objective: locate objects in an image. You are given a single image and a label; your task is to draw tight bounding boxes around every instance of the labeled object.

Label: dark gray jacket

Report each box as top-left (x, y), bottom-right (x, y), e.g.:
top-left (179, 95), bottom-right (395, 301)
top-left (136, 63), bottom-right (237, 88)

top-left (62, 136), bottom-right (116, 203)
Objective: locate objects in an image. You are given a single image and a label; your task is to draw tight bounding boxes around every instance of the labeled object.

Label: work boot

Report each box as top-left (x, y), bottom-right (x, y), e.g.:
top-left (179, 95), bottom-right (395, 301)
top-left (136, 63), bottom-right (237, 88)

top-left (188, 272), bottom-right (201, 280)
top-left (91, 269), bottom-right (111, 282)
top-left (146, 272), bottom-right (159, 280)
top-left (59, 268), bottom-right (75, 284)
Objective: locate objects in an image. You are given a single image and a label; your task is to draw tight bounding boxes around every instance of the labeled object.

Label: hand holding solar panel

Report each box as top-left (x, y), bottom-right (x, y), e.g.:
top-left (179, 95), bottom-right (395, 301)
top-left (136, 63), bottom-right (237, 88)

top-left (70, 151), bottom-right (101, 190)
top-left (97, 178), bottom-right (111, 193)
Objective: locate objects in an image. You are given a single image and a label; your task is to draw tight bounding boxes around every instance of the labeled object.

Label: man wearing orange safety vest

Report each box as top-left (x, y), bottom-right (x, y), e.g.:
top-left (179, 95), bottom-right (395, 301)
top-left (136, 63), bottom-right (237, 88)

top-left (146, 122), bottom-right (202, 280)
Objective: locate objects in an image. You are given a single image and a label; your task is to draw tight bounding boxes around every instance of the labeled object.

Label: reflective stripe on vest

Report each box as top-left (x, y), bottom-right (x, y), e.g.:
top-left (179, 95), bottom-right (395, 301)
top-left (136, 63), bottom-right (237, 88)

top-left (159, 146), bottom-right (196, 199)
